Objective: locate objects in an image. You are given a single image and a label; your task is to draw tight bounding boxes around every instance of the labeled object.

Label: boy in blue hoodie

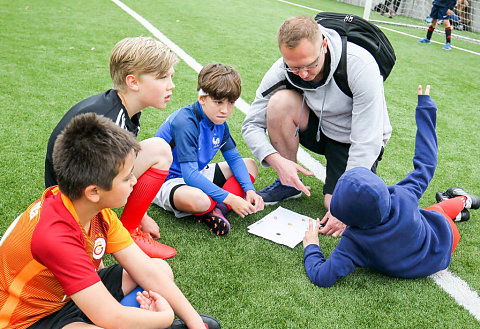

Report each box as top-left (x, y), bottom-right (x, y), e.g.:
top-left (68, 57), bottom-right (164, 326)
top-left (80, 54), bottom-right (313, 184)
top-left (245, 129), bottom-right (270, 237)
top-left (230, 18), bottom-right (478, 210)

top-left (303, 85), bottom-right (479, 287)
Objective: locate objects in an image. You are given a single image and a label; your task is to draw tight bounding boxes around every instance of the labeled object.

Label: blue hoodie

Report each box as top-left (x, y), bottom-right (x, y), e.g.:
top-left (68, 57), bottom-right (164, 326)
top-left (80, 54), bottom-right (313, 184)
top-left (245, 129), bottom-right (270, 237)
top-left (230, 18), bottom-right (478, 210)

top-left (303, 95), bottom-right (453, 287)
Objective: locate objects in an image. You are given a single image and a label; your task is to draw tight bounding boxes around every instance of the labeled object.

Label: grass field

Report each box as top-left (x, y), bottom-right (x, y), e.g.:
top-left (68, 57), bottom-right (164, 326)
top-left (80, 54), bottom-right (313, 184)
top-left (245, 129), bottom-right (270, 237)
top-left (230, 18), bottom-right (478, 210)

top-left (1, 0), bottom-right (480, 328)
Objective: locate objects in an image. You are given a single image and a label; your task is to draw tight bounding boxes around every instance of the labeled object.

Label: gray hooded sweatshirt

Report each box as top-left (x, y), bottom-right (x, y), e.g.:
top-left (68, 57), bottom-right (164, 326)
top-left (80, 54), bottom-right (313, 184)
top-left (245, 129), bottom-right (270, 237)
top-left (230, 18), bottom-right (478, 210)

top-left (241, 25), bottom-right (392, 171)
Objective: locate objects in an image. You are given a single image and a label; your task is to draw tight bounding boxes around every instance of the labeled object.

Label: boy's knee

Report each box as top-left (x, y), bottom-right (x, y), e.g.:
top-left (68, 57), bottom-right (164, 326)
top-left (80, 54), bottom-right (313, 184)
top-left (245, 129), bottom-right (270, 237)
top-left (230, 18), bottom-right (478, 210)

top-left (244, 158), bottom-right (258, 177)
top-left (140, 137), bottom-right (173, 170)
top-left (188, 193), bottom-right (213, 212)
top-left (152, 258), bottom-right (174, 281)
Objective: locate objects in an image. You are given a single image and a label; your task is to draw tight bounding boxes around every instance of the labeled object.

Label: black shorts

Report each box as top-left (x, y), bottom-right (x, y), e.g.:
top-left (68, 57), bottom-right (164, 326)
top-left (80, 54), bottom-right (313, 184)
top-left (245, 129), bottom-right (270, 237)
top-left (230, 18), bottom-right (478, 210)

top-left (299, 109), bottom-right (383, 195)
top-left (29, 264), bottom-right (125, 329)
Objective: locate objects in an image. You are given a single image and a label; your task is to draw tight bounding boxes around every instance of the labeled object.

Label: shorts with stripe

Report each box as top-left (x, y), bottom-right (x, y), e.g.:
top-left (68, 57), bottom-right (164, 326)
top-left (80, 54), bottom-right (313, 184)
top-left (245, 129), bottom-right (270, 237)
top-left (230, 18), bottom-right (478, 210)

top-left (152, 164), bottom-right (226, 218)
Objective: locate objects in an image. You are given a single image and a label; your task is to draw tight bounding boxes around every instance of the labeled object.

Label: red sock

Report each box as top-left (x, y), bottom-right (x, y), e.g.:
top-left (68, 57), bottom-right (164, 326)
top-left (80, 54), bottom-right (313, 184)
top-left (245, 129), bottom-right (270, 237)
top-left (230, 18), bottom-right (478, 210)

top-left (221, 174), bottom-right (255, 211)
top-left (426, 197), bottom-right (465, 255)
top-left (432, 196), bottom-right (467, 219)
top-left (120, 167), bottom-right (168, 232)
top-left (193, 196), bottom-right (216, 216)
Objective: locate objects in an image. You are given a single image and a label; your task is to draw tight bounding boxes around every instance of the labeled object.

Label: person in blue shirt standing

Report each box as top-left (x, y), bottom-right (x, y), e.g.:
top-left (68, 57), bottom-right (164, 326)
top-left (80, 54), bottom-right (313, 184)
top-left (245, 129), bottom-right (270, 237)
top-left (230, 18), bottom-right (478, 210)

top-left (419, 0), bottom-right (458, 50)
top-left (302, 85), bottom-right (479, 287)
top-left (153, 63), bottom-right (264, 235)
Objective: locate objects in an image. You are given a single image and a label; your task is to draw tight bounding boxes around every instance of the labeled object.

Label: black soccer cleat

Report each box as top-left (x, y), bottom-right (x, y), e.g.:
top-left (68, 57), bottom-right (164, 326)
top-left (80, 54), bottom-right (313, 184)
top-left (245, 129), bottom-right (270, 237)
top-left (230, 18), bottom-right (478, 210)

top-left (169, 313), bottom-right (221, 329)
top-left (445, 187), bottom-right (480, 210)
top-left (435, 191), bottom-right (449, 203)
top-left (454, 209), bottom-right (470, 222)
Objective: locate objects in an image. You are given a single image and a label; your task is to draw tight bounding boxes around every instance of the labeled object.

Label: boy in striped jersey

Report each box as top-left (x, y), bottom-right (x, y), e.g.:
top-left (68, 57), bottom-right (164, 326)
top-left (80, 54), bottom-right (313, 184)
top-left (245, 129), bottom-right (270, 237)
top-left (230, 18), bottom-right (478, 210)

top-left (1, 113), bottom-right (216, 329)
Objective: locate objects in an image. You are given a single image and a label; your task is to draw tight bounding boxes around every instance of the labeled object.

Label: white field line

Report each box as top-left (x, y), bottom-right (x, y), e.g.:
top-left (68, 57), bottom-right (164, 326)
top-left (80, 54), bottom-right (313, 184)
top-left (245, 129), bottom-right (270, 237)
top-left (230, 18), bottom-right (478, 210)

top-left (111, 0), bottom-right (479, 320)
top-left (110, 0), bottom-right (326, 182)
top-left (431, 270), bottom-right (480, 321)
top-left (276, 0), bottom-right (480, 56)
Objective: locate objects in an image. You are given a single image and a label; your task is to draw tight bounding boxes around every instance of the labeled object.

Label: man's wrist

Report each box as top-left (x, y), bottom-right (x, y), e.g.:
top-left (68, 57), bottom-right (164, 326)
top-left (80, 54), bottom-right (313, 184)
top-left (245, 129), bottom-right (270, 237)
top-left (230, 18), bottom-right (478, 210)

top-left (264, 152), bottom-right (281, 170)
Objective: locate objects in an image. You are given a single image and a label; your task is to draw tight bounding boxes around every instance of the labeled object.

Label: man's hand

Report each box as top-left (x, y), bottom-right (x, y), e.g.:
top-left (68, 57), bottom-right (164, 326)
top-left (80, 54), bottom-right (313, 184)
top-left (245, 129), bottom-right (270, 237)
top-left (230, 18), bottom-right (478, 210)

top-left (245, 190), bottom-right (264, 212)
top-left (140, 213), bottom-right (160, 239)
top-left (303, 218), bottom-right (320, 248)
top-left (224, 193), bottom-right (256, 218)
top-left (267, 153), bottom-right (313, 196)
top-left (319, 211), bottom-right (346, 237)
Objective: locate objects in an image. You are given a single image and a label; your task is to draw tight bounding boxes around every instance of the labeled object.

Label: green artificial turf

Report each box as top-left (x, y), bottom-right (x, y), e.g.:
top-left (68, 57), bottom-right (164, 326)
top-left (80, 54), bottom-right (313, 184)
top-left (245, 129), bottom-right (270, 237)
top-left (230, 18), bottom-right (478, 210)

top-left (1, 0), bottom-right (479, 328)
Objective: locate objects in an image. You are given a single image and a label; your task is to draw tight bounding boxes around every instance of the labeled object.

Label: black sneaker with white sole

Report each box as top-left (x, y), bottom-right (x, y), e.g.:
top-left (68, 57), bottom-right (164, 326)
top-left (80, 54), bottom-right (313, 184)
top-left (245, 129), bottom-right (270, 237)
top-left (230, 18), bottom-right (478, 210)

top-left (454, 209), bottom-right (470, 222)
top-left (435, 191), bottom-right (449, 203)
top-left (445, 187), bottom-right (480, 209)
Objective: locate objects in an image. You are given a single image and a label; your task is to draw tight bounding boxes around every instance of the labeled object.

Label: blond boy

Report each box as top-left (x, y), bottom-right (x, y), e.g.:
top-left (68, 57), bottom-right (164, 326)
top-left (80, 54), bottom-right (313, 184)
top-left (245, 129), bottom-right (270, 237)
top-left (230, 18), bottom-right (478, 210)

top-left (45, 37), bottom-right (178, 258)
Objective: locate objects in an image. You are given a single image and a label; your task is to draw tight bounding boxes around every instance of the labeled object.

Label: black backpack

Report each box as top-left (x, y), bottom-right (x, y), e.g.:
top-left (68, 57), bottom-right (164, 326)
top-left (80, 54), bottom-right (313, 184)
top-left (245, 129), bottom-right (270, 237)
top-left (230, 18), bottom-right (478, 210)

top-left (315, 12), bottom-right (396, 97)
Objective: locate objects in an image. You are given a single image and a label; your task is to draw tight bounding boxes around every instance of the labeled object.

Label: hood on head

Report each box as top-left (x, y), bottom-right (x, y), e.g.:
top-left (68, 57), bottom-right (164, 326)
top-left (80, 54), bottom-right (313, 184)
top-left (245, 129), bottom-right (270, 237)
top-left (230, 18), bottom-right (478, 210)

top-left (330, 167), bottom-right (391, 229)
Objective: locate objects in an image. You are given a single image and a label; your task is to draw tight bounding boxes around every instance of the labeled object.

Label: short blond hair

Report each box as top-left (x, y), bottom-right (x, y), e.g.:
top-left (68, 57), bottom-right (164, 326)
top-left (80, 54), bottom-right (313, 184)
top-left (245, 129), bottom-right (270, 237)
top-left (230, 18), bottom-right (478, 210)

top-left (277, 15), bottom-right (321, 49)
top-left (197, 63), bottom-right (241, 102)
top-left (110, 37), bottom-right (179, 91)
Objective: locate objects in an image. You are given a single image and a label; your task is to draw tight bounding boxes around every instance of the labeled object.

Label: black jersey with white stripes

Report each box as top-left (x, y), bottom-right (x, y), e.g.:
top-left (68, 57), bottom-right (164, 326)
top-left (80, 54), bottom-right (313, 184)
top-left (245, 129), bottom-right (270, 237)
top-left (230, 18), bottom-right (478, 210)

top-left (44, 89), bottom-right (141, 187)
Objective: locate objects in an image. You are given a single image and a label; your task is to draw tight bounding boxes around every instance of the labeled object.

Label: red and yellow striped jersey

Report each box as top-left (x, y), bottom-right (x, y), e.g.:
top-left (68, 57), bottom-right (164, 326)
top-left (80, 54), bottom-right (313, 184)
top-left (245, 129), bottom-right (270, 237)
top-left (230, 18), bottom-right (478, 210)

top-left (0, 186), bottom-right (132, 328)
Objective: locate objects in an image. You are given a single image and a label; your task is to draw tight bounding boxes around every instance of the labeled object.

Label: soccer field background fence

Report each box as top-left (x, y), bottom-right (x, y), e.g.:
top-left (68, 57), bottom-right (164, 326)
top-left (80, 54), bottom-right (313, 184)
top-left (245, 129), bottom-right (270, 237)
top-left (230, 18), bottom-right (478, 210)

top-left (339, 0), bottom-right (480, 41)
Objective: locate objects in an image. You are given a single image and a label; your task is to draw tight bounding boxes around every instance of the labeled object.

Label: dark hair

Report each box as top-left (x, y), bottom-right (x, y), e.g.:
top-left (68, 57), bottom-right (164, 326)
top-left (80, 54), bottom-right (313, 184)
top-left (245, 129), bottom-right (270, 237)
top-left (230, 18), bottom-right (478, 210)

top-left (197, 63), bottom-right (241, 102)
top-left (53, 113), bottom-right (140, 200)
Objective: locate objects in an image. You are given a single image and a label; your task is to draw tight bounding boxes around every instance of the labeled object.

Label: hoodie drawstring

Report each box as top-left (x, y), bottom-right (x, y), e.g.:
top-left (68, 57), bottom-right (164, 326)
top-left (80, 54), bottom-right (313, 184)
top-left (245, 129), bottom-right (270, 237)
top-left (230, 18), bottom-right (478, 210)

top-left (293, 87), bottom-right (327, 141)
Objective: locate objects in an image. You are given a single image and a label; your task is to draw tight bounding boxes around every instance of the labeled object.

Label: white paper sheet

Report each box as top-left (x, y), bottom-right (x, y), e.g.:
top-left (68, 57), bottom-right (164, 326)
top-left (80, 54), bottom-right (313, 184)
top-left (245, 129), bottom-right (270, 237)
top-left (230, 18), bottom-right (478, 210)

top-left (247, 206), bottom-right (313, 248)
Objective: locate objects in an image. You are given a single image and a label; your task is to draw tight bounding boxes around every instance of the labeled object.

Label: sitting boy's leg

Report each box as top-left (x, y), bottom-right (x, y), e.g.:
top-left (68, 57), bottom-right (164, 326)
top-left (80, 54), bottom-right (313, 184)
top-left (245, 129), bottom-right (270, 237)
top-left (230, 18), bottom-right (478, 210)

top-left (120, 137), bottom-right (176, 259)
top-left (122, 137), bottom-right (172, 231)
top-left (121, 259), bottom-right (175, 308)
top-left (30, 265), bottom-right (126, 328)
top-left (216, 159), bottom-right (257, 212)
top-left (165, 184), bottom-right (230, 235)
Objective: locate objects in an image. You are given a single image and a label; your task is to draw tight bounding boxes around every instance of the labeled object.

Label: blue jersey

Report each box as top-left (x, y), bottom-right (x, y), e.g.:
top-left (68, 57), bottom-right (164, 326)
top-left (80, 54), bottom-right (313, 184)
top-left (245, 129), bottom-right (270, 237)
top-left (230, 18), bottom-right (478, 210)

top-left (156, 101), bottom-right (236, 179)
top-left (156, 102), bottom-right (254, 202)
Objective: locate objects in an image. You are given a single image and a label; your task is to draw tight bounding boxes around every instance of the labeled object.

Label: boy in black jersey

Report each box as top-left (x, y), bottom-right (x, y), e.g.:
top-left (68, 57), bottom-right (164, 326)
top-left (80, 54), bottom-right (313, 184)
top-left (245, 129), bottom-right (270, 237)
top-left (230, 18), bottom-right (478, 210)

top-left (45, 37), bottom-right (178, 259)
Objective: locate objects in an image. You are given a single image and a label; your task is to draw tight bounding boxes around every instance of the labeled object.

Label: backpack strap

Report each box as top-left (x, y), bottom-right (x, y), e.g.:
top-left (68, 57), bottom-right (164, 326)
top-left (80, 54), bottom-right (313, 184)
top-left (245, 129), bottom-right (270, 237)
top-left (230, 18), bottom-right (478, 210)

top-left (260, 77), bottom-right (304, 98)
top-left (333, 36), bottom-right (352, 98)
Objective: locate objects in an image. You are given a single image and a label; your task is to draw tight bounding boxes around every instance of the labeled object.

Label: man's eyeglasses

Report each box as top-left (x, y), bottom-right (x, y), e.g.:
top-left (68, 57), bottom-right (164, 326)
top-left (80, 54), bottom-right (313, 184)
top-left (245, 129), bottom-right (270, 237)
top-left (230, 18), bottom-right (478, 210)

top-left (283, 55), bottom-right (321, 74)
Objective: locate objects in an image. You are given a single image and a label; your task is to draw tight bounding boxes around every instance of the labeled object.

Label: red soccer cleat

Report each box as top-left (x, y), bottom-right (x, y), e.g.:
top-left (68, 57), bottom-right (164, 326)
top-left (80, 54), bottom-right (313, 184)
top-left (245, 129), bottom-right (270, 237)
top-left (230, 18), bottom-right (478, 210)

top-left (130, 228), bottom-right (177, 259)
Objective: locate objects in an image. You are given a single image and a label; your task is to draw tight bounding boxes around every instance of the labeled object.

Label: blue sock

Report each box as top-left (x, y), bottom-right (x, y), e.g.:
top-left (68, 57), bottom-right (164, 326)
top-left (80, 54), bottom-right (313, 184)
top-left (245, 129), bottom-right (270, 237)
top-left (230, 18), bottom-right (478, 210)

top-left (120, 286), bottom-right (143, 307)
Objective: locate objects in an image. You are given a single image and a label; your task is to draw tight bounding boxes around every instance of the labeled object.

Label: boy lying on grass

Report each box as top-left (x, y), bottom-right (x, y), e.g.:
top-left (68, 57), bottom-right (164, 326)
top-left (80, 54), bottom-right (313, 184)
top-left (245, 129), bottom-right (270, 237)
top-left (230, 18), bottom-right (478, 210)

top-left (303, 85), bottom-right (479, 287)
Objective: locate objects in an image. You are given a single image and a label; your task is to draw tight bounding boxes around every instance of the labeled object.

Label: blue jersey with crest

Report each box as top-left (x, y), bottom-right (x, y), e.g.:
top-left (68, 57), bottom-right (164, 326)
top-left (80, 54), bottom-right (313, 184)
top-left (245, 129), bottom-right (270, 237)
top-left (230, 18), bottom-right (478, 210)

top-left (155, 101), bottom-right (236, 181)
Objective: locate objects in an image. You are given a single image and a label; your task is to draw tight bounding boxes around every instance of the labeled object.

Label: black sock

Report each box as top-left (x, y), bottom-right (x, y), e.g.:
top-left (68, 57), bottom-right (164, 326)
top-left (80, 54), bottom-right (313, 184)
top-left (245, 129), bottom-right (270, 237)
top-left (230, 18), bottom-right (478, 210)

top-left (445, 27), bottom-right (452, 44)
top-left (427, 26), bottom-right (434, 40)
